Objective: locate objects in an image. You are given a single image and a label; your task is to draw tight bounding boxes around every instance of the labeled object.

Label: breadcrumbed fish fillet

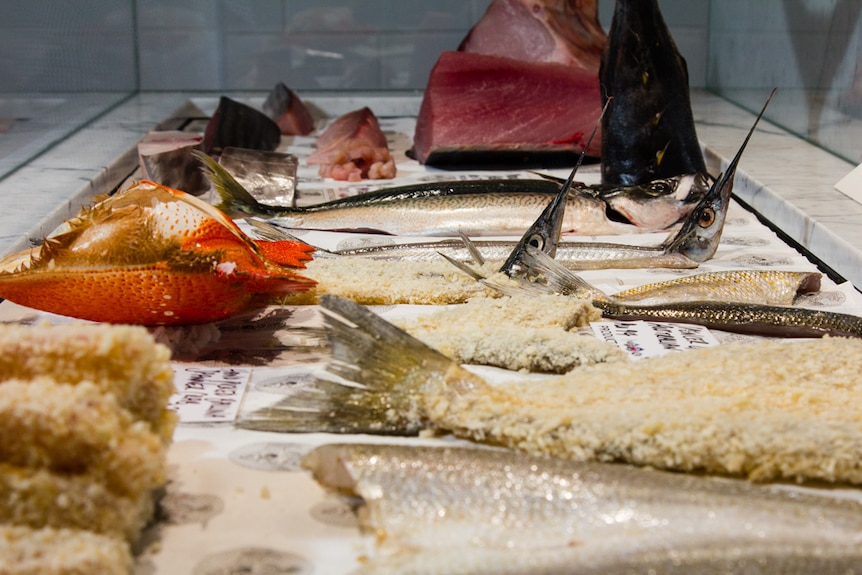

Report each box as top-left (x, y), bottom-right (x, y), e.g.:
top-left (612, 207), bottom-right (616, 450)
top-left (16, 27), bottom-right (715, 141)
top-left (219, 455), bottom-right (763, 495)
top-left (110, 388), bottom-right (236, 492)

top-left (287, 296), bottom-right (862, 484)
top-left (0, 323), bottom-right (176, 441)
top-left (394, 294), bottom-right (623, 373)
top-left (0, 464), bottom-right (154, 542)
top-left (0, 525), bottom-right (132, 575)
top-left (281, 257), bottom-right (498, 305)
top-left (0, 379), bottom-right (167, 498)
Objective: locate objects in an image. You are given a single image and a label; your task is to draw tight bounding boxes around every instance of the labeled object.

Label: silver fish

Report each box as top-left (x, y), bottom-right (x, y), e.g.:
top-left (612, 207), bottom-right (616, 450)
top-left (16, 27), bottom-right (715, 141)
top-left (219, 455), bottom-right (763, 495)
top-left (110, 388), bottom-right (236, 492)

top-left (660, 88), bottom-right (775, 262)
top-left (196, 152), bottom-right (699, 237)
top-left (304, 442), bottom-right (862, 575)
top-left (329, 237), bottom-right (699, 270)
top-left (610, 269), bottom-right (822, 306)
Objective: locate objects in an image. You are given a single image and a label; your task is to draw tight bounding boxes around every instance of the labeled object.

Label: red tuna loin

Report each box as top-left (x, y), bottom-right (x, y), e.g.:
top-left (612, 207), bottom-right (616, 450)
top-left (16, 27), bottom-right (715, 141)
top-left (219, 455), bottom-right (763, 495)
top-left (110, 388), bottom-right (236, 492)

top-left (307, 107), bottom-right (396, 182)
top-left (459, 0), bottom-right (606, 72)
top-left (412, 51), bottom-right (602, 166)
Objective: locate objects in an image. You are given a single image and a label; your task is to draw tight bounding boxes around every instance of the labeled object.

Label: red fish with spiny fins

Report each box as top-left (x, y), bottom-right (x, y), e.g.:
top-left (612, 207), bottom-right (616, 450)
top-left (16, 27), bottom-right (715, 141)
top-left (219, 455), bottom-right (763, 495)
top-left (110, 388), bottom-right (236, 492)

top-left (0, 181), bottom-right (316, 326)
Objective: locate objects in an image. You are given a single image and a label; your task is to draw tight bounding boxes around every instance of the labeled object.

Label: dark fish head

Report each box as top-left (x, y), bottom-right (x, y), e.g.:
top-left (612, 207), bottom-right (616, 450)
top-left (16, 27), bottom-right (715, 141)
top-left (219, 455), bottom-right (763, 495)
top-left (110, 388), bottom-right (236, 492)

top-left (600, 0), bottom-right (706, 186)
top-left (662, 89), bottom-right (776, 262)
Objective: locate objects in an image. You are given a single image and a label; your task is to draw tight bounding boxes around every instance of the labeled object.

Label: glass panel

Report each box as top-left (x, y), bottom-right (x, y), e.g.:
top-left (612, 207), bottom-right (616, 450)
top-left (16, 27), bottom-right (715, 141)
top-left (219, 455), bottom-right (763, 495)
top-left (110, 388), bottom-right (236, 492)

top-left (707, 0), bottom-right (862, 164)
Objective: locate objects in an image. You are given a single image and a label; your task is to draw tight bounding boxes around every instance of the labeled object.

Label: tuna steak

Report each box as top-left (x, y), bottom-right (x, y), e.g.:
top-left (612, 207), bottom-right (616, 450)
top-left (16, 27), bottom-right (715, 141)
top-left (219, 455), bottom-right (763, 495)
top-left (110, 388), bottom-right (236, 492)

top-left (411, 51), bottom-right (602, 166)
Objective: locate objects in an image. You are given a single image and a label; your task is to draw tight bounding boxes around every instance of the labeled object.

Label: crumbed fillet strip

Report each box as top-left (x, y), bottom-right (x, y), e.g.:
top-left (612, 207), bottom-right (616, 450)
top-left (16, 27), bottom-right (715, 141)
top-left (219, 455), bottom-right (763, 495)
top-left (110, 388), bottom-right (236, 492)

top-left (0, 525), bottom-right (131, 575)
top-left (410, 327), bottom-right (626, 373)
top-left (424, 337), bottom-right (862, 483)
top-left (393, 294), bottom-right (617, 373)
top-left (0, 322), bottom-right (176, 440)
top-left (281, 258), bottom-right (496, 305)
top-left (0, 379), bottom-right (167, 498)
top-left (0, 463), bottom-right (154, 542)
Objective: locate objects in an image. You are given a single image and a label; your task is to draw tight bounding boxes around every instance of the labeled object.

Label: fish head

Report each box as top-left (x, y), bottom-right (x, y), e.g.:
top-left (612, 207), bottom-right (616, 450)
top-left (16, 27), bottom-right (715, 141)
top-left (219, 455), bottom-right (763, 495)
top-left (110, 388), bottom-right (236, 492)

top-left (662, 88), bottom-right (776, 263)
top-left (660, 171), bottom-right (730, 262)
top-left (603, 173), bottom-right (711, 230)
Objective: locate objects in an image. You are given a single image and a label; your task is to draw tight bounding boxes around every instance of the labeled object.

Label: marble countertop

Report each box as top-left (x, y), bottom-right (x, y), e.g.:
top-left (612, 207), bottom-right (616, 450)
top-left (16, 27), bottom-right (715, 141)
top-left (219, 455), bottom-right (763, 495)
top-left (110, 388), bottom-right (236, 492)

top-left (0, 89), bottom-right (859, 289)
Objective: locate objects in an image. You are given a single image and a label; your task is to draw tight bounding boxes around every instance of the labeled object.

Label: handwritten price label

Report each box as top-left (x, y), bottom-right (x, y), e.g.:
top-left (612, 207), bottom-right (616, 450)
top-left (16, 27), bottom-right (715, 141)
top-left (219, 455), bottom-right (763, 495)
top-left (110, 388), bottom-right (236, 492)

top-left (169, 366), bottom-right (251, 423)
top-left (591, 320), bottom-right (719, 360)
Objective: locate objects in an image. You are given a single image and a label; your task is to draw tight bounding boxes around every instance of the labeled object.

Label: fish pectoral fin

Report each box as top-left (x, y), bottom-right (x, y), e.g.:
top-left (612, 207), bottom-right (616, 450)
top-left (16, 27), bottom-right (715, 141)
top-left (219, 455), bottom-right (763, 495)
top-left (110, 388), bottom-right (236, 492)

top-left (439, 251), bottom-right (486, 281)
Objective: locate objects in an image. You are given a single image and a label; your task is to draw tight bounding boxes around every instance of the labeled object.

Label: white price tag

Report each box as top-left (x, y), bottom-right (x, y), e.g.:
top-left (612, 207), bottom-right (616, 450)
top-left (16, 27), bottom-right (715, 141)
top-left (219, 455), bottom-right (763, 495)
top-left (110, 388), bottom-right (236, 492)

top-left (591, 320), bottom-right (719, 359)
top-left (169, 366), bottom-right (251, 423)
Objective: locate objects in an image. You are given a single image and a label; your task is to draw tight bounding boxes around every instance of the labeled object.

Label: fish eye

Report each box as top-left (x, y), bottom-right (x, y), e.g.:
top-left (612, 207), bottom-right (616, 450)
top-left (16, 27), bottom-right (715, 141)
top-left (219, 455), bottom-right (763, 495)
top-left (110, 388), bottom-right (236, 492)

top-left (527, 234), bottom-right (544, 249)
top-left (699, 208), bottom-right (716, 227)
top-left (649, 181), bottom-right (671, 195)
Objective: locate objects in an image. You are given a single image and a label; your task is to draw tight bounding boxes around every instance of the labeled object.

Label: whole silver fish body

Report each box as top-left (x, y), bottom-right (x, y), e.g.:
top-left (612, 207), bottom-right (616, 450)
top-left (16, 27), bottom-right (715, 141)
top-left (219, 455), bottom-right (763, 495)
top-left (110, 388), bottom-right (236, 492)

top-left (266, 188), bottom-right (668, 237)
top-left (597, 298), bottom-right (862, 338)
top-left (331, 239), bottom-right (698, 270)
top-left (304, 443), bottom-right (862, 575)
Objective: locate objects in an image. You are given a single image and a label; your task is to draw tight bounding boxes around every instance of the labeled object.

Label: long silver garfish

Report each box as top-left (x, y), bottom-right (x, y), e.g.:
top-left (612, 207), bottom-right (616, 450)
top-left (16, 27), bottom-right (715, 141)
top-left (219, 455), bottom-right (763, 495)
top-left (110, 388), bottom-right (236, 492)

top-left (490, 247), bottom-right (862, 338)
top-left (196, 151), bottom-right (702, 237)
top-left (241, 294), bottom-right (862, 488)
top-left (304, 443), bottom-right (862, 575)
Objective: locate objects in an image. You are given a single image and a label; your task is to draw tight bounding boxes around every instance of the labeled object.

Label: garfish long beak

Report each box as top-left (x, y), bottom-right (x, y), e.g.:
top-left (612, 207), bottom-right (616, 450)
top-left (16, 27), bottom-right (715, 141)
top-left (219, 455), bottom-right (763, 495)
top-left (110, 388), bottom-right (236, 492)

top-left (660, 88), bottom-right (776, 263)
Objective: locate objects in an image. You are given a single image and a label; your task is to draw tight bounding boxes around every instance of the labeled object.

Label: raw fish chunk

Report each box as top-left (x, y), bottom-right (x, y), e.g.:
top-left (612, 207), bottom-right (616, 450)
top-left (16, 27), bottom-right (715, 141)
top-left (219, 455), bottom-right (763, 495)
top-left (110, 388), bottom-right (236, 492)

top-left (307, 107), bottom-right (396, 182)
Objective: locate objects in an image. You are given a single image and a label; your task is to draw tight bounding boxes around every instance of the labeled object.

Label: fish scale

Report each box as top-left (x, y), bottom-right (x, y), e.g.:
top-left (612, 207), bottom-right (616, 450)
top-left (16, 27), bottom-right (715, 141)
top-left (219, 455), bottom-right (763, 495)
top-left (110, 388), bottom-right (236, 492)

top-left (304, 443), bottom-right (862, 575)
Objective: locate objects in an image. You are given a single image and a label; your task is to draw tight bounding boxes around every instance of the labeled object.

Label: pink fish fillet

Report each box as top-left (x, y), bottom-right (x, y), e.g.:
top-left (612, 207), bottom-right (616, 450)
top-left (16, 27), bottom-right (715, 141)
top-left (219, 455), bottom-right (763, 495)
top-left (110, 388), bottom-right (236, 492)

top-left (411, 51), bottom-right (602, 165)
top-left (307, 107), bottom-right (396, 182)
top-left (459, 0), bottom-right (606, 72)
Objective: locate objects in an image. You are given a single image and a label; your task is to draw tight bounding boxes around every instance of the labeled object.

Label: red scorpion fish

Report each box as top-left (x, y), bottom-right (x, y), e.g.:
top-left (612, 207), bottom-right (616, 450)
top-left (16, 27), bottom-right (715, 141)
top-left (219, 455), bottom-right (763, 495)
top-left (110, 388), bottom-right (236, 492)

top-left (0, 181), bottom-right (316, 326)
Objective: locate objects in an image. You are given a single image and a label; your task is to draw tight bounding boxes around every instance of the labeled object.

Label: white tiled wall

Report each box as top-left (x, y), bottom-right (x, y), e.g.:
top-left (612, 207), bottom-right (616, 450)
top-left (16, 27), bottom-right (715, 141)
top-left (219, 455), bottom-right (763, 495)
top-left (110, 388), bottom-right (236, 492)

top-left (1, 1), bottom-right (859, 161)
top-left (0, 0), bottom-right (710, 92)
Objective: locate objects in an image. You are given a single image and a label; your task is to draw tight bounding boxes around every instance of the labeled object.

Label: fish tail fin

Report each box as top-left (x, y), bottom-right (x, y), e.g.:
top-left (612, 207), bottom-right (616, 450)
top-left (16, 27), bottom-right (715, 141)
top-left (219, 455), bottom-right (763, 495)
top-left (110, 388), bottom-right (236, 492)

top-left (193, 150), bottom-right (271, 218)
top-left (236, 295), bottom-right (461, 435)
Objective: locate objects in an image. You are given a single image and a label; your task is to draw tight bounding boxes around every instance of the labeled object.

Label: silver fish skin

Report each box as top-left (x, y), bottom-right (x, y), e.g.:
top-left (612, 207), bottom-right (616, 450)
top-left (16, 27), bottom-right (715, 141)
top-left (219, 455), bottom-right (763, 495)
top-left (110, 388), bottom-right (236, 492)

top-left (581, 172), bottom-right (710, 230)
top-left (610, 269), bottom-right (822, 306)
top-left (304, 443), bottom-right (862, 575)
top-left (196, 151), bottom-right (693, 237)
top-left (331, 238), bottom-right (698, 270)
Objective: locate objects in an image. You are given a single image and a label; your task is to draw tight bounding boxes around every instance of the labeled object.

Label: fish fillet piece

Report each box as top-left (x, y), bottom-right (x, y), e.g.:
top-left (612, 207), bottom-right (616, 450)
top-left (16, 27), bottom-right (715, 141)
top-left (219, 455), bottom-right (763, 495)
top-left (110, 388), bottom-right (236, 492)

top-left (0, 464), bottom-right (154, 542)
top-left (459, 0), bottom-right (606, 71)
top-left (304, 443), bottom-right (862, 574)
top-left (393, 294), bottom-right (623, 373)
top-left (0, 525), bottom-right (132, 575)
top-left (281, 258), bottom-right (497, 305)
top-left (307, 107), bottom-right (396, 181)
top-left (291, 296), bottom-right (862, 484)
top-left (0, 322), bottom-right (176, 440)
top-left (412, 51), bottom-right (602, 165)
top-left (0, 379), bottom-right (167, 498)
